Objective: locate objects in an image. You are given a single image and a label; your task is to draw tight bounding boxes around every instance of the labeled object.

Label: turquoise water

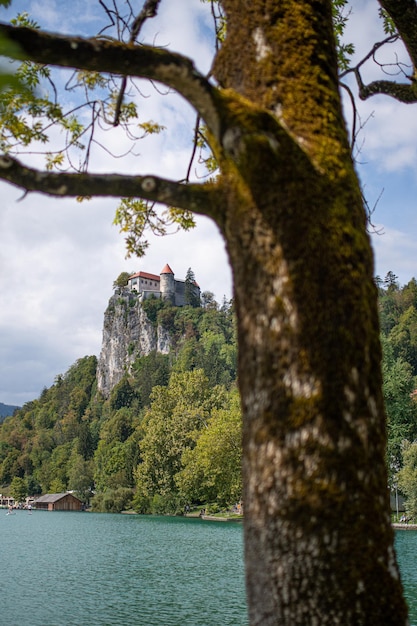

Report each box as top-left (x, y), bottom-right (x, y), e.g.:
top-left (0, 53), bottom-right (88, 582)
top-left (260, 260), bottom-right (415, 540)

top-left (2, 511), bottom-right (417, 625)
top-left (2, 511), bottom-right (248, 626)
top-left (396, 530), bottom-right (417, 624)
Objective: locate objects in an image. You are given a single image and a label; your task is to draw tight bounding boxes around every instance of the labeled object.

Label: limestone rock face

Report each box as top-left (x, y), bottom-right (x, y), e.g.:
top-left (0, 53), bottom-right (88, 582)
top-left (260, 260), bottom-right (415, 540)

top-left (96, 290), bottom-right (171, 398)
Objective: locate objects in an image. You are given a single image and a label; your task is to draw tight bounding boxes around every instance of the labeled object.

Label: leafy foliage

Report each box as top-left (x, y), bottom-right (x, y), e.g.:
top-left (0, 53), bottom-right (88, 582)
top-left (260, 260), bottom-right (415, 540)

top-left (332, 0), bottom-right (355, 71)
top-left (6, 273), bottom-right (417, 517)
top-left (113, 272), bottom-right (132, 290)
top-left (176, 387), bottom-right (242, 507)
top-left (398, 442), bottom-right (417, 520)
top-left (378, 8), bottom-right (397, 36)
top-left (10, 475), bottom-right (27, 502)
top-left (0, 14), bottom-right (88, 157)
top-left (0, 258), bottom-right (413, 520)
top-left (113, 199), bottom-right (196, 259)
top-left (134, 369), bottom-right (229, 510)
top-left (379, 275), bottom-right (417, 505)
top-left (0, 295), bottom-right (239, 512)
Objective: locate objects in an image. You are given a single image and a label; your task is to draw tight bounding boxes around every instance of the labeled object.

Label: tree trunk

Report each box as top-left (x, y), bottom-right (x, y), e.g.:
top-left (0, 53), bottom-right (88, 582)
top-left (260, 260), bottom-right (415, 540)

top-left (212, 0), bottom-right (409, 623)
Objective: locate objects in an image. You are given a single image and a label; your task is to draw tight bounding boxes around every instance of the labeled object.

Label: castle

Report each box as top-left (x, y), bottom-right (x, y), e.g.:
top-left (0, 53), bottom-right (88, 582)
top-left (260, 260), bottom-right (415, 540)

top-left (127, 263), bottom-right (200, 307)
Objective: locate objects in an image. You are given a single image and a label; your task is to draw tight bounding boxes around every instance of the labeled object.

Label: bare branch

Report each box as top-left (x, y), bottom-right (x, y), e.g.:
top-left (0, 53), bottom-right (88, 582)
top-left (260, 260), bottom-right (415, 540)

top-left (340, 33), bottom-right (417, 103)
top-left (379, 0), bottom-right (417, 71)
top-left (97, 0), bottom-right (118, 35)
top-left (113, 0), bottom-right (162, 126)
top-left (0, 23), bottom-right (221, 141)
top-left (185, 115), bottom-right (201, 182)
top-left (209, 0), bottom-right (225, 54)
top-left (0, 154), bottom-right (224, 218)
top-left (339, 82), bottom-right (357, 150)
top-left (130, 0), bottom-right (162, 42)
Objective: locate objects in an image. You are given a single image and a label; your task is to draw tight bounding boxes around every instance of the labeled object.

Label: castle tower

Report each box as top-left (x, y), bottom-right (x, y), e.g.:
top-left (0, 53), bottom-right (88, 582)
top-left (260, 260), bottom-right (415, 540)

top-left (160, 264), bottom-right (175, 304)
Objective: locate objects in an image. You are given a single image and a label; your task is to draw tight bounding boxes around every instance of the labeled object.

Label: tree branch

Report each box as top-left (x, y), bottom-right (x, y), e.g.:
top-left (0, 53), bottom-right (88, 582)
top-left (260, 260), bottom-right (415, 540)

top-left (0, 23), bottom-right (221, 142)
top-left (113, 0), bottom-right (163, 126)
top-left (378, 0), bottom-right (417, 72)
top-left (356, 78), bottom-right (417, 103)
top-left (0, 154), bottom-right (224, 218)
top-left (340, 32), bottom-right (417, 103)
top-left (129, 0), bottom-right (162, 42)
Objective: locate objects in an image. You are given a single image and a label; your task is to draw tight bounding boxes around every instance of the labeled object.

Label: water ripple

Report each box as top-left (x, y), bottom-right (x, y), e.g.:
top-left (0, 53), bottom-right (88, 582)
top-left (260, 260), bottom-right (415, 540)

top-left (1, 512), bottom-right (248, 626)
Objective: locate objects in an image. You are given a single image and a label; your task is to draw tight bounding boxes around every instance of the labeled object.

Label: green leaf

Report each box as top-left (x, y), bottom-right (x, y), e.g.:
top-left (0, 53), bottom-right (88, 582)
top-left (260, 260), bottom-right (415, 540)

top-left (138, 121), bottom-right (166, 135)
top-left (45, 151), bottom-right (65, 171)
top-left (332, 0), bottom-right (355, 71)
top-left (167, 206), bottom-right (196, 231)
top-left (378, 8), bottom-right (397, 36)
top-left (10, 12), bottom-right (40, 30)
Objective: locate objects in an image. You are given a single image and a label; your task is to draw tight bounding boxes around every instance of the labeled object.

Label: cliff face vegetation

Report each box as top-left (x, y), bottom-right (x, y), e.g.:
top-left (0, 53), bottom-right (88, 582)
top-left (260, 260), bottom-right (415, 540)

top-left (96, 290), bottom-right (172, 398)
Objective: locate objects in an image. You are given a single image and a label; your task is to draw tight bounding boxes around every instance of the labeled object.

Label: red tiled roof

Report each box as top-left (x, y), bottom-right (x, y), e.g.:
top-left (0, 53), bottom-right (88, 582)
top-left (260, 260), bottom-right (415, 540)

top-left (160, 263), bottom-right (174, 274)
top-left (129, 271), bottom-right (160, 281)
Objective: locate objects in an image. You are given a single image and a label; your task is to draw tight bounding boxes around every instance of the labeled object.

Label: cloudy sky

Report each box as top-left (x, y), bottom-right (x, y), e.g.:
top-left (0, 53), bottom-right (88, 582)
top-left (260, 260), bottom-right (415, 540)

top-left (1, 0), bottom-right (417, 406)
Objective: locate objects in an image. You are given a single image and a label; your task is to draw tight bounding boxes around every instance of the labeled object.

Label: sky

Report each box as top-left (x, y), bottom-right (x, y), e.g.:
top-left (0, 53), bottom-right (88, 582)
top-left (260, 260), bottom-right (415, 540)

top-left (1, 0), bottom-right (417, 406)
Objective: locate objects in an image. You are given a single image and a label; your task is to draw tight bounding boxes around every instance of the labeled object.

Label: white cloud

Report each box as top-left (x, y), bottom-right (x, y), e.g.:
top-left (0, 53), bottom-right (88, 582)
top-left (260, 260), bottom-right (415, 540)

top-left (349, 98), bottom-right (417, 176)
top-left (0, 175), bottom-right (232, 405)
top-left (371, 225), bottom-right (417, 285)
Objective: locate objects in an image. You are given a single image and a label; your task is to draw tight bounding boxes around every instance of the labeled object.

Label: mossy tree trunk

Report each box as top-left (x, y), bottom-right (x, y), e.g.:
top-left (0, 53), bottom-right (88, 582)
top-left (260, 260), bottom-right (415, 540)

top-left (211, 1), bottom-right (408, 623)
top-left (0, 1), bottom-right (410, 623)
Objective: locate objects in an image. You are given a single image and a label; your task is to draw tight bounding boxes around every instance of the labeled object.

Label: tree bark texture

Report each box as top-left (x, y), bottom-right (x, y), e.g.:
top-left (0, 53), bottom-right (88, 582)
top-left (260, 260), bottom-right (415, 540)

top-left (0, 1), bottom-right (410, 623)
top-left (212, 1), bottom-right (409, 624)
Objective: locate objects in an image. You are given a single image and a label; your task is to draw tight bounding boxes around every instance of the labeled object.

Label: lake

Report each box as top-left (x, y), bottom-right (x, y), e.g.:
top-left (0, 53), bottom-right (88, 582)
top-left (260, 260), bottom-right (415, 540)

top-left (2, 511), bottom-right (248, 626)
top-left (2, 511), bottom-right (417, 625)
top-left (395, 530), bottom-right (417, 623)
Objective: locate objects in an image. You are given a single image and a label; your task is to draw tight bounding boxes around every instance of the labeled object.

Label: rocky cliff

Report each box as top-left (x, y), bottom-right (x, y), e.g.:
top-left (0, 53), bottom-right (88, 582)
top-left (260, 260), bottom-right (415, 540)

top-left (96, 289), bottom-right (171, 398)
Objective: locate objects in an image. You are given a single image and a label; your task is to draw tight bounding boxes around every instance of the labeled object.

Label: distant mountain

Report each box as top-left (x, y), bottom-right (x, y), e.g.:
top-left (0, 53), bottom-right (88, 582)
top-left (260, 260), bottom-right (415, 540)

top-left (0, 402), bottom-right (20, 422)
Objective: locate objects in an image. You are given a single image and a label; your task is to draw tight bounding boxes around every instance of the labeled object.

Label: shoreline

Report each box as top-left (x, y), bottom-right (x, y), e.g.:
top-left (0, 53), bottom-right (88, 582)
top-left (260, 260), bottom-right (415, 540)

top-left (392, 523), bottom-right (417, 530)
top-left (120, 510), bottom-right (243, 522)
top-left (200, 514), bottom-right (243, 522)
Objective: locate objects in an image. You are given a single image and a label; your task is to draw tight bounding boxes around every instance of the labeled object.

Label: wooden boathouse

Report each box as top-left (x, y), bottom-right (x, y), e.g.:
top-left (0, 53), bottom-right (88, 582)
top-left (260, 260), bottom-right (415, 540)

top-left (34, 493), bottom-right (83, 511)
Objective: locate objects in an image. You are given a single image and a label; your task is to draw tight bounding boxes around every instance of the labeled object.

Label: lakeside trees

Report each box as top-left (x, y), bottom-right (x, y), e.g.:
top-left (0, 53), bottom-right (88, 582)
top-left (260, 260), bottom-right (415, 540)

top-left (379, 276), bottom-right (417, 522)
top-left (1, 1), bottom-right (417, 622)
top-left (1, 279), bottom-right (417, 503)
top-left (0, 298), bottom-right (239, 512)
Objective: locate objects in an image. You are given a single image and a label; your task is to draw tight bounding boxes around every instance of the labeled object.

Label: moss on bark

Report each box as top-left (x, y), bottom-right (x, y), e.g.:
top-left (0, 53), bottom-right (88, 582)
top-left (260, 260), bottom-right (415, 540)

top-left (209, 1), bottom-right (409, 624)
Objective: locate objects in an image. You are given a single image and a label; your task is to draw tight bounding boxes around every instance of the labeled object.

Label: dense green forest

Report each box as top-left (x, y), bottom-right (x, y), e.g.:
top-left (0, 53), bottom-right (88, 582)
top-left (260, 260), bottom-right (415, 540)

top-left (0, 294), bottom-right (240, 514)
top-left (2, 274), bottom-right (417, 517)
top-left (378, 274), bottom-right (417, 519)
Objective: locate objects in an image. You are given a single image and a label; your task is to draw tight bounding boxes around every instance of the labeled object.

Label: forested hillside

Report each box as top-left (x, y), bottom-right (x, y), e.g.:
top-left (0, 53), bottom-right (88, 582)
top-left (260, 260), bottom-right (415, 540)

top-left (379, 275), bottom-right (417, 470)
top-left (2, 276), bottom-right (417, 517)
top-left (378, 274), bottom-right (417, 519)
top-left (0, 296), bottom-right (240, 513)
